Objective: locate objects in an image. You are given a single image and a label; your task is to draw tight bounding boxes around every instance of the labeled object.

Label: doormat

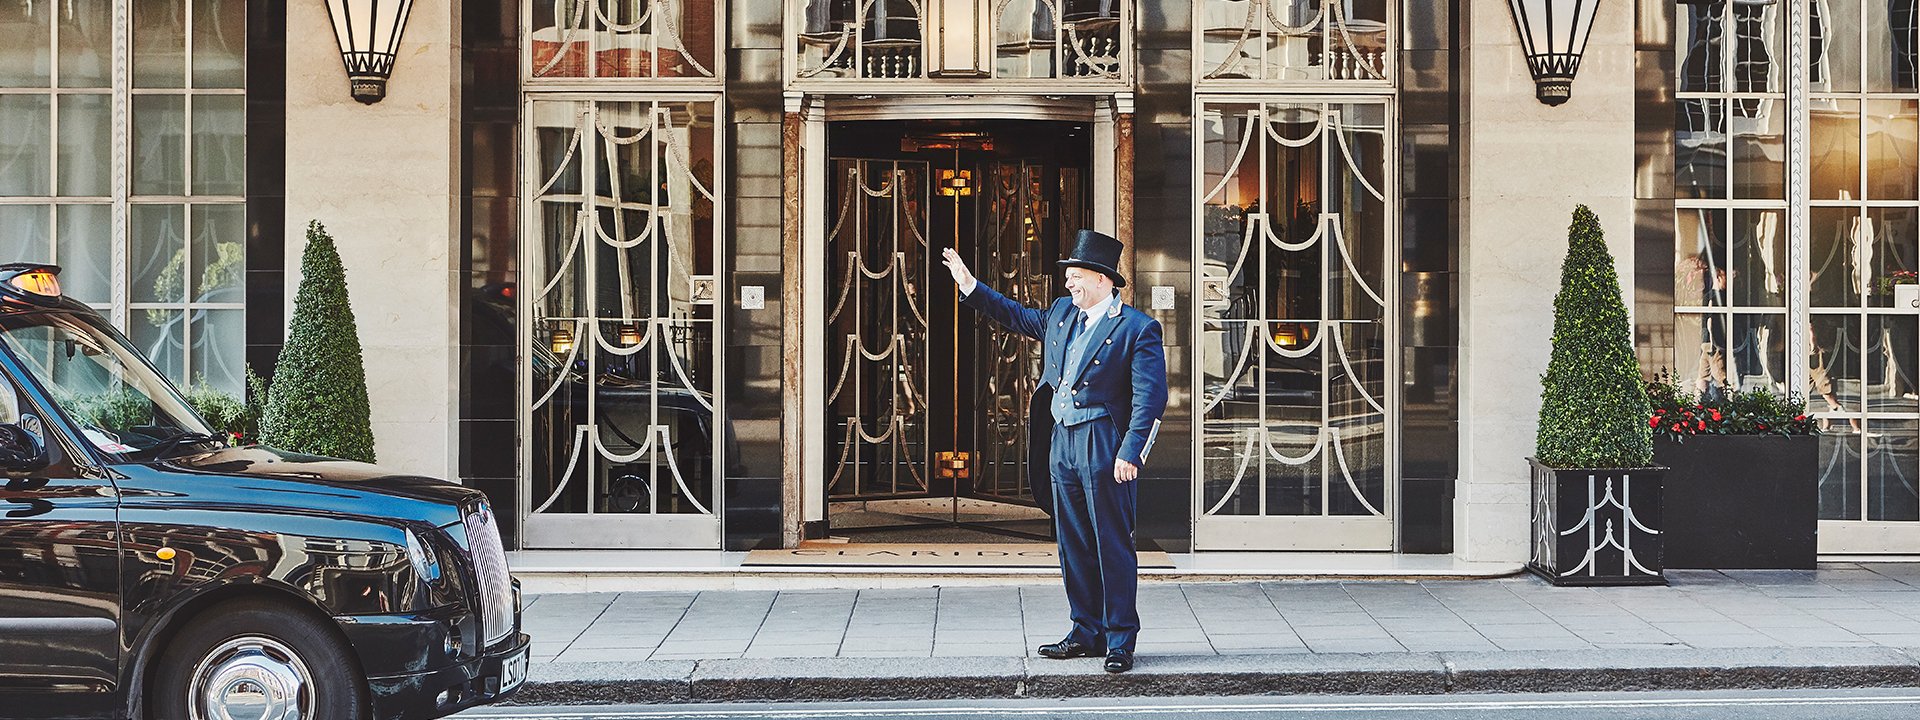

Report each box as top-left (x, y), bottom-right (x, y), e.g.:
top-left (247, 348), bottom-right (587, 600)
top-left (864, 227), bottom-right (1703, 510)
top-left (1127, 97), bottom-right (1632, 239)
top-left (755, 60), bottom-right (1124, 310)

top-left (743, 543), bottom-right (1175, 569)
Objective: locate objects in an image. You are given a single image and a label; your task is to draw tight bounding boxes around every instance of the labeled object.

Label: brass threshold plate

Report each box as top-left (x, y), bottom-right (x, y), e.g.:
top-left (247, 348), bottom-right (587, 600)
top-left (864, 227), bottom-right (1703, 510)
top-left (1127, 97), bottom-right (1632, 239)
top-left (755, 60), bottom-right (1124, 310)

top-left (745, 543), bottom-right (1175, 568)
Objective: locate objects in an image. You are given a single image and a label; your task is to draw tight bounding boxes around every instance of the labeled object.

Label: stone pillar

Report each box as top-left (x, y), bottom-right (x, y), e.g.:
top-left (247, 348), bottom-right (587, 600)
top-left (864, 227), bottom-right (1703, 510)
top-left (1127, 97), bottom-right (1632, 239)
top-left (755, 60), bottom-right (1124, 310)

top-left (781, 101), bottom-right (806, 547)
top-left (285, 1), bottom-right (461, 479)
top-left (1456, 2), bottom-right (1637, 561)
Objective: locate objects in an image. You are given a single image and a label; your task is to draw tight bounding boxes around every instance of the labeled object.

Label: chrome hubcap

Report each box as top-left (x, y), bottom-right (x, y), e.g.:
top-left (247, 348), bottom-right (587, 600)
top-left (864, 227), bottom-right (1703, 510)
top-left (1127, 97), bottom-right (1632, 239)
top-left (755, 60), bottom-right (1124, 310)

top-left (189, 636), bottom-right (314, 720)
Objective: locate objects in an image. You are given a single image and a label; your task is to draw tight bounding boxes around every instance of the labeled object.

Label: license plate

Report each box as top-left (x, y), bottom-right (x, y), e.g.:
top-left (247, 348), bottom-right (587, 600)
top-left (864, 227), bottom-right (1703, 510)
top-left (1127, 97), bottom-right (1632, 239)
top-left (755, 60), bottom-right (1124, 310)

top-left (500, 647), bottom-right (529, 691)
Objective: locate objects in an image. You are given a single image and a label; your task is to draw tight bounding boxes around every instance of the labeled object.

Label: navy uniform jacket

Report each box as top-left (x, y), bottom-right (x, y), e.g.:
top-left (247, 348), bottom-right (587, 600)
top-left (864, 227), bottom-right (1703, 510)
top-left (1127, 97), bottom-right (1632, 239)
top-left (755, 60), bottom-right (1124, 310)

top-left (962, 282), bottom-right (1169, 483)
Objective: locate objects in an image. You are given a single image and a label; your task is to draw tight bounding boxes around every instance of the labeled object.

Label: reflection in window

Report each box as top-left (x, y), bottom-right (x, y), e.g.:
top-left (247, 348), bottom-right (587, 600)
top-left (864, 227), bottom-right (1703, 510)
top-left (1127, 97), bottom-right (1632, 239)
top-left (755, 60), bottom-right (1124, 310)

top-left (524, 99), bottom-right (721, 518)
top-left (530, 0), bottom-right (718, 79)
top-left (0, 0), bottom-right (245, 398)
top-left (1196, 101), bottom-right (1390, 520)
top-left (1198, 0), bottom-right (1388, 82)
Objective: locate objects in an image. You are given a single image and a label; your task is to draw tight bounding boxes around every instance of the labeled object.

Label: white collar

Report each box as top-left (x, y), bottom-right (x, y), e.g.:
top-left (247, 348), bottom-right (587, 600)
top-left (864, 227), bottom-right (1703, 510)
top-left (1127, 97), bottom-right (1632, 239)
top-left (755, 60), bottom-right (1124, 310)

top-left (1080, 291), bottom-right (1118, 325)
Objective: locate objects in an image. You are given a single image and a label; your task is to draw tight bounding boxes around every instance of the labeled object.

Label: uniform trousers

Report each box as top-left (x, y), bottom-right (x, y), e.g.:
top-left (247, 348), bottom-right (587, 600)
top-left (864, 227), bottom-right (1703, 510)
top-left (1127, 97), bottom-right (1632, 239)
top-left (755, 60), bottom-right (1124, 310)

top-left (1050, 417), bottom-right (1140, 654)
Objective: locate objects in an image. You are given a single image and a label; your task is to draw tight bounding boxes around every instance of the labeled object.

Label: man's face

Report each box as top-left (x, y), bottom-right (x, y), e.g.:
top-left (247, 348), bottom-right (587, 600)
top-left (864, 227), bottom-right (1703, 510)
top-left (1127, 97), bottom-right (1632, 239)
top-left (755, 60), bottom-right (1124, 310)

top-left (1063, 267), bottom-right (1113, 311)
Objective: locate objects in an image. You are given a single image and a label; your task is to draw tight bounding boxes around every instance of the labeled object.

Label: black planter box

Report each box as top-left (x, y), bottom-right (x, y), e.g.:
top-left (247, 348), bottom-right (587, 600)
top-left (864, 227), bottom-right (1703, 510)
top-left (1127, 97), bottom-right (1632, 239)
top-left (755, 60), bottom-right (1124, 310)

top-left (1527, 458), bottom-right (1667, 586)
top-left (1653, 434), bottom-right (1819, 570)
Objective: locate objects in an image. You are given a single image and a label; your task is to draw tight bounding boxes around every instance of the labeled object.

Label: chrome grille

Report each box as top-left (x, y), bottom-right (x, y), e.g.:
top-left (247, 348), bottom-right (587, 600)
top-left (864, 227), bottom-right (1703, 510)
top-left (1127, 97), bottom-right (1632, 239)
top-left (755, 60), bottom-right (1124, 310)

top-left (462, 501), bottom-right (515, 646)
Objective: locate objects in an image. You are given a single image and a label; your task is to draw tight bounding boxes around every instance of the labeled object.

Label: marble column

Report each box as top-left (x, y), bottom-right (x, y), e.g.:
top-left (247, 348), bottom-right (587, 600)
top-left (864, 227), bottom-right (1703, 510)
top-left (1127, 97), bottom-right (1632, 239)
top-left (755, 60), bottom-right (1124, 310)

top-left (1456, 1), bottom-right (1638, 562)
top-left (284, 1), bottom-right (461, 479)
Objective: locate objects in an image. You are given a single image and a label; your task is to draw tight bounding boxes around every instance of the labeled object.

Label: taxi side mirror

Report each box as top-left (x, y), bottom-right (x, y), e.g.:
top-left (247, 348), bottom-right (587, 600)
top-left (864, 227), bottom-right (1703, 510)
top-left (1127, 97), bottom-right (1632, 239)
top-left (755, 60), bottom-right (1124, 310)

top-left (0, 424), bottom-right (48, 477)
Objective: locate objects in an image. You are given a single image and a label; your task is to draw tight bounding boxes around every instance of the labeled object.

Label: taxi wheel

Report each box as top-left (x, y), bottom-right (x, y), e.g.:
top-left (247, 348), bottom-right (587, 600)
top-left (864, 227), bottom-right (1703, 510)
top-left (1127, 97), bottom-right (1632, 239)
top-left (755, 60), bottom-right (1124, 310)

top-left (155, 598), bottom-right (370, 720)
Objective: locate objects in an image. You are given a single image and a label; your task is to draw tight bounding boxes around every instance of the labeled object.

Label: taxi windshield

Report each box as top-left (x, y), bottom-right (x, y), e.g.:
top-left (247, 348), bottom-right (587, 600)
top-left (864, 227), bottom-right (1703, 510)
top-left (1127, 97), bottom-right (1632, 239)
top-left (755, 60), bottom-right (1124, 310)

top-left (0, 310), bottom-right (217, 459)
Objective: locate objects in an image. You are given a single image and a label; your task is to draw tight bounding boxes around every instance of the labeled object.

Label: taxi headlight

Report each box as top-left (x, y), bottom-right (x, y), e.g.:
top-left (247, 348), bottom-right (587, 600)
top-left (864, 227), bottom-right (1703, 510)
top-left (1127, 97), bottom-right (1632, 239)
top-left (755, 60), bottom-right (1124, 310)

top-left (403, 527), bottom-right (458, 607)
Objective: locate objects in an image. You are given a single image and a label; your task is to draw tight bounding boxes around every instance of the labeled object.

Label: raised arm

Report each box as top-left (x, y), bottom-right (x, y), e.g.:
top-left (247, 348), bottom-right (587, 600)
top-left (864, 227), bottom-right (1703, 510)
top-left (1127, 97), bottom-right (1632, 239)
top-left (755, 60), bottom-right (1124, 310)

top-left (942, 247), bottom-right (1047, 340)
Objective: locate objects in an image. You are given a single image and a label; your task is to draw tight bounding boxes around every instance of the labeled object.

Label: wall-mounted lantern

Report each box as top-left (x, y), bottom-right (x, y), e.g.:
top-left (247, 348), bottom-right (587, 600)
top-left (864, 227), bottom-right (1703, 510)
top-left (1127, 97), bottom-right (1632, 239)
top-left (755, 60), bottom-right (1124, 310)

top-left (1507, 0), bottom-right (1601, 106)
top-left (325, 0), bottom-right (415, 104)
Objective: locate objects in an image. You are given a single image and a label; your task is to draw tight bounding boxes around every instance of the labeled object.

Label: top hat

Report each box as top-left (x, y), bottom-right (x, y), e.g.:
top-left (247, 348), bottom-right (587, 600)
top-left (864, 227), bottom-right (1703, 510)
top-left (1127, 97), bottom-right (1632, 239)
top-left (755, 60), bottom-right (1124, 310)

top-left (1057, 229), bottom-right (1126, 288)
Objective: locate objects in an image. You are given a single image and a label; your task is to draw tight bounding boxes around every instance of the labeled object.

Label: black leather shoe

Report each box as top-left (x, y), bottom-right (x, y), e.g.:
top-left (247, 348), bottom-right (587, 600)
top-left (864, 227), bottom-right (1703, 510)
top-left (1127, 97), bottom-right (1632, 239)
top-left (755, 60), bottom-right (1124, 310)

top-left (1104, 649), bottom-right (1134, 673)
top-left (1037, 639), bottom-right (1101, 659)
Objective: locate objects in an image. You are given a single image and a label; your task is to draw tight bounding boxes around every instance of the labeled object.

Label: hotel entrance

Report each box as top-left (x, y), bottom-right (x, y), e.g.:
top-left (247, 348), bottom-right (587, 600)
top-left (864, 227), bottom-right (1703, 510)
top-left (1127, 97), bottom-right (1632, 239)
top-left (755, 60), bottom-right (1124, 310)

top-left (818, 119), bottom-right (1093, 542)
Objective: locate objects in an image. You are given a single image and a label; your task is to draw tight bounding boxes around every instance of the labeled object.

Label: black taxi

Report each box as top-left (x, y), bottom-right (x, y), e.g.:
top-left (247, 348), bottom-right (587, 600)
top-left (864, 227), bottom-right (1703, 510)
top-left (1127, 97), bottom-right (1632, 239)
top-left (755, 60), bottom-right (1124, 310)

top-left (0, 264), bottom-right (529, 720)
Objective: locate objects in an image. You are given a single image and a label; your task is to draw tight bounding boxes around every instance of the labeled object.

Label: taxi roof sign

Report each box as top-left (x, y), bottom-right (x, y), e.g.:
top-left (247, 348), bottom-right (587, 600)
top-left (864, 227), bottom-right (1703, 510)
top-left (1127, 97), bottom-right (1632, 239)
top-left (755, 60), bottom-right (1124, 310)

top-left (0, 264), bottom-right (63, 305)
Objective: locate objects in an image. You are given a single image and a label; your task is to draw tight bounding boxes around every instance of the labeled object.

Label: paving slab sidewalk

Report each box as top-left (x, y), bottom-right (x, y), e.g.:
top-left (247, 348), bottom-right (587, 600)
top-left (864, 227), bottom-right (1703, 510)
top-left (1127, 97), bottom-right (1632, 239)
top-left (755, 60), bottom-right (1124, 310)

top-left (508, 563), bottom-right (1920, 705)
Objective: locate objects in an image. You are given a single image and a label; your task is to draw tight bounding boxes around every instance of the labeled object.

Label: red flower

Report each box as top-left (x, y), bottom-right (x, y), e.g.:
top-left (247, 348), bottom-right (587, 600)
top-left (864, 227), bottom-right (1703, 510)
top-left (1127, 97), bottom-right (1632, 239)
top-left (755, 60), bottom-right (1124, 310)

top-left (1696, 420), bottom-right (1706, 430)
top-left (1710, 409), bottom-right (1723, 422)
top-left (1795, 415), bottom-right (1808, 422)
top-left (1649, 417), bottom-right (1661, 428)
top-left (1757, 423), bottom-right (1768, 430)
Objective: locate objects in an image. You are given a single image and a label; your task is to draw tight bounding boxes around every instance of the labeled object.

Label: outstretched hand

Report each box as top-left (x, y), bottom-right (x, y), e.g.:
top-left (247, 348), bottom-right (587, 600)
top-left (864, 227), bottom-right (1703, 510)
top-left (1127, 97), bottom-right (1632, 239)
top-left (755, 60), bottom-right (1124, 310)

top-left (941, 247), bottom-right (974, 288)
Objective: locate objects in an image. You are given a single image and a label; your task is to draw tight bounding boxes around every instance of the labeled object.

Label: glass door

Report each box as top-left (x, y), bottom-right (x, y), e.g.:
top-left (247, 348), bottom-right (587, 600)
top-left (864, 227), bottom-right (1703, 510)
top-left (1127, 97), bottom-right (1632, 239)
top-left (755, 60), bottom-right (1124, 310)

top-left (520, 97), bottom-right (724, 548)
top-left (1193, 99), bottom-right (1395, 550)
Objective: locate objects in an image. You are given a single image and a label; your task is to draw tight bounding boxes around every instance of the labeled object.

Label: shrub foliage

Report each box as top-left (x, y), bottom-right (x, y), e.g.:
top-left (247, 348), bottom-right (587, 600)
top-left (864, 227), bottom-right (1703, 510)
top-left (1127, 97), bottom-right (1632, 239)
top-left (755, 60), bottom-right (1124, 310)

top-left (1645, 370), bottom-right (1816, 442)
top-left (1535, 205), bottom-right (1654, 468)
top-left (260, 220), bottom-right (376, 462)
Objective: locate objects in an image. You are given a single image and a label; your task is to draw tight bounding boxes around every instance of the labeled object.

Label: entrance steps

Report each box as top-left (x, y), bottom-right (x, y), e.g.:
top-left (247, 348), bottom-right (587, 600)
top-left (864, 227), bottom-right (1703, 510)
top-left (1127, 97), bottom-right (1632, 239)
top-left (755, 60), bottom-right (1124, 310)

top-left (507, 549), bottom-right (1522, 593)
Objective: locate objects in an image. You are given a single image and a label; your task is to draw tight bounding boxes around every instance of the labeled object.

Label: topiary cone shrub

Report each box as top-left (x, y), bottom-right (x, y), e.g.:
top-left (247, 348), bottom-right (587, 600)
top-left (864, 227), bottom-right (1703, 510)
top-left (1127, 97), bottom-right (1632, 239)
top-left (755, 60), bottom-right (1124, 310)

top-left (1535, 205), bottom-right (1653, 469)
top-left (261, 220), bottom-right (376, 463)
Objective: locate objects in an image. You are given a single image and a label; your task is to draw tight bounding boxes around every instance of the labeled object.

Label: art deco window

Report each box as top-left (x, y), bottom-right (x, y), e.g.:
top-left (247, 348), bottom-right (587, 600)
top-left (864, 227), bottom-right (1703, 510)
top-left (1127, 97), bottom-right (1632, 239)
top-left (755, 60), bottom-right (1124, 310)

top-left (0, 0), bottom-right (248, 396)
top-left (1197, 0), bottom-right (1391, 83)
top-left (529, 0), bottom-right (719, 80)
top-left (1802, 0), bottom-right (1920, 526)
top-left (523, 99), bottom-right (722, 532)
top-left (1194, 100), bottom-right (1393, 546)
top-left (792, 0), bottom-right (1127, 80)
top-left (1673, 0), bottom-right (1788, 405)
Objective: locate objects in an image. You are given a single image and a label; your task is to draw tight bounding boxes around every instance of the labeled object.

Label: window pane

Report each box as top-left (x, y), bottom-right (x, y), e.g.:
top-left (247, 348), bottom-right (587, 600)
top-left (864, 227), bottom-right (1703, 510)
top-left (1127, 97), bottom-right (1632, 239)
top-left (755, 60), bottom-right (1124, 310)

top-left (57, 94), bottom-right (111, 197)
top-left (1866, 0), bottom-right (1919, 92)
top-left (0, 1), bottom-right (50, 87)
top-left (56, 204), bottom-right (111, 305)
top-left (1730, 1), bottom-right (1783, 94)
top-left (1818, 428), bottom-right (1863, 520)
top-left (1810, 99), bottom-right (1861, 200)
top-left (0, 205), bottom-right (51, 262)
top-left (1811, 0), bottom-right (1862, 93)
top-left (0, 94), bottom-right (50, 196)
top-left (1867, 316), bottom-right (1919, 414)
top-left (1731, 209), bottom-right (1787, 307)
top-left (1677, 3), bottom-right (1724, 93)
top-left (1676, 99), bottom-right (1726, 199)
top-left (189, 309), bottom-right (245, 396)
top-left (1865, 419), bottom-right (1920, 521)
top-left (190, 204), bottom-right (244, 303)
top-left (58, 0), bottom-right (112, 87)
top-left (1676, 312), bottom-right (1727, 393)
top-left (192, 0), bottom-right (247, 88)
top-left (134, 0), bottom-right (188, 88)
top-left (1731, 99), bottom-right (1785, 199)
top-left (1810, 313), bottom-right (1862, 412)
top-left (1866, 99), bottom-right (1919, 201)
top-left (1730, 313), bottom-right (1787, 390)
top-left (191, 95), bottom-right (245, 195)
top-left (134, 95), bottom-right (187, 196)
top-left (1870, 206), bottom-right (1920, 305)
top-left (1676, 208), bottom-right (1726, 306)
top-left (131, 308), bottom-right (186, 387)
top-left (131, 204), bottom-right (187, 303)
top-left (1809, 207), bottom-right (1864, 307)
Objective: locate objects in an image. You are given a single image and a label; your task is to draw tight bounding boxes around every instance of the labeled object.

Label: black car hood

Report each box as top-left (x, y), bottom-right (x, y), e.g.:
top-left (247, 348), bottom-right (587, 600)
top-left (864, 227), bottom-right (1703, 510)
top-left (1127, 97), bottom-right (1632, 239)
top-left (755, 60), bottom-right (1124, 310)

top-left (156, 445), bottom-right (482, 508)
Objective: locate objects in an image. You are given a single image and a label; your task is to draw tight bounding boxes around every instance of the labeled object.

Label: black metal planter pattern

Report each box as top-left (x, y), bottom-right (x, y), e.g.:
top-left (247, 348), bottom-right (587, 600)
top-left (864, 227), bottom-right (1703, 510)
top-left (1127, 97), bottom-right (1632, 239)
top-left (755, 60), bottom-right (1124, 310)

top-left (1653, 435), bottom-right (1818, 570)
top-left (1528, 458), bottom-right (1667, 586)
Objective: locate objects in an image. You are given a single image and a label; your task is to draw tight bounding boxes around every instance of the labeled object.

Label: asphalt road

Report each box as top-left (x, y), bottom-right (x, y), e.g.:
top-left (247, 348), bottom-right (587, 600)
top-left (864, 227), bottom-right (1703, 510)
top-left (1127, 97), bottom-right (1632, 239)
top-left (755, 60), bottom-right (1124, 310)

top-left (456, 689), bottom-right (1920, 719)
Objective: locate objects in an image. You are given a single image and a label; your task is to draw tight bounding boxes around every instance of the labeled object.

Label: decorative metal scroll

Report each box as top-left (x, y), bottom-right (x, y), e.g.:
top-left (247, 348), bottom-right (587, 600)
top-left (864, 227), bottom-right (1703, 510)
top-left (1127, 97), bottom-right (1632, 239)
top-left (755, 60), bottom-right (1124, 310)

top-left (825, 159), bottom-right (935, 500)
top-left (530, 0), bottom-right (718, 79)
top-left (525, 99), bottom-right (721, 518)
top-left (971, 162), bottom-right (1060, 501)
top-left (1197, 100), bottom-right (1391, 520)
top-left (1199, 0), bottom-right (1388, 82)
top-left (795, 0), bottom-right (1125, 79)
